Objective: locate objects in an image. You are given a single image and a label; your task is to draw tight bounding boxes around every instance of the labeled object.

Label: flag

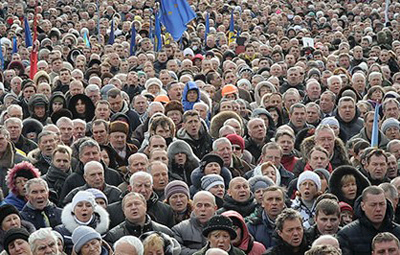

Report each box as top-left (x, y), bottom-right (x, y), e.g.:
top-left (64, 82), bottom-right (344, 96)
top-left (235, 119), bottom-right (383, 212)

top-left (84, 31), bottom-right (91, 48)
top-left (228, 10), bottom-right (235, 45)
top-left (108, 18), bottom-right (114, 45)
top-left (96, 0), bottom-right (100, 42)
top-left (149, 16), bottom-right (154, 40)
top-left (29, 43), bottom-right (38, 79)
top-left (154, 9), bottom-right (162, 52)
top-left (165, 33), bottom-right (172, 45)
top-left (371, 104), bottom-right (380, 147)
top-left (385, 0), bottom-right (390, 26)
top-left (159, 0), bottom-right (196, 41)
top-left (12, 36), bottom-right (17, 54)
top-left (0, 40), bottom-right (4, 70)
top-left (24, 17), bottom-right (33, 48)
top-left (204, 12), bottom-right (209, 45)
top-left (130, 24), bottom-right (136, 56)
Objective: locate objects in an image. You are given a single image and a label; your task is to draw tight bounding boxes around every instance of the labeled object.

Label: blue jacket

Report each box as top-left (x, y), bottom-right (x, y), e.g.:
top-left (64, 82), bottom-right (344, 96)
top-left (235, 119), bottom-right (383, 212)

top-left (4, 192), bottom-right (26, 211)
top-left (182, 81), bottom-right (200, 111)
top-left (247, 210), bottom-right (276, 249)
top-left (20, 202), bottom-right (62, 229)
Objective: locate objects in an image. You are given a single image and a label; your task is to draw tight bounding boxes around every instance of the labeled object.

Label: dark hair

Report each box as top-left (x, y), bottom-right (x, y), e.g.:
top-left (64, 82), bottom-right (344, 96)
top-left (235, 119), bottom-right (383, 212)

top-left (315, 199), bottom-right (340, 217)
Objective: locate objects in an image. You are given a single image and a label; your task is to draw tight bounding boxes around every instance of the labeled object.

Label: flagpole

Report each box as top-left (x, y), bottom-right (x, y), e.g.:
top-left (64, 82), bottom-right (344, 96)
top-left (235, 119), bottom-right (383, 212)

top-left (29, 0), bottom-right (39, 79)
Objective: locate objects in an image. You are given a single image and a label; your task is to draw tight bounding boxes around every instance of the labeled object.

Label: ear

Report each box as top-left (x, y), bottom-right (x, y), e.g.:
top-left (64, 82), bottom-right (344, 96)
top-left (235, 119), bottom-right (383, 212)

top-left (128, 185), bottom-right (132, 192)
top-left (361, 201), bottom-right (365, 212)
top-left (227, 188), bottom-right (232, 197)
top-left (276, 229), bottom-right (282, 238)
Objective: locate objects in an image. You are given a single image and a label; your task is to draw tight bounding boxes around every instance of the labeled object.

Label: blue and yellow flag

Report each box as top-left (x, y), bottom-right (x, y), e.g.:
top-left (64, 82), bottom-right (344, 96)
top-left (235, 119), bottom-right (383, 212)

top-left (130, 24), bottom-right (136, 56)
top-left (0, 40), bottom-right (4, 70)
top-left (24, 17), bottom-right (32, 48)
top-left (205, 12), bottom-right (209, 45)
top-left (12, 36), bottom-right (17, 54)
top-left (83, 31), bottom-right (90, 48)
top-left (159, 0), bottom-right (196, 41)
top-left (228, 10), bottom-right (235, 45)
top-left (154, 9), bottom-right (162, 52)
top-left (371, 104), bottom-right (380, 147)
top-left (108, 18), bottom-right (114, 45)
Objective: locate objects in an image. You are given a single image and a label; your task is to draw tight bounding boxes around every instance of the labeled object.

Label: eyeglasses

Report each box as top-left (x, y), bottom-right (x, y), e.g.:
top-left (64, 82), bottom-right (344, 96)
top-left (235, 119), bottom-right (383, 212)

top-left (232, 146), bottom-right (242, 151)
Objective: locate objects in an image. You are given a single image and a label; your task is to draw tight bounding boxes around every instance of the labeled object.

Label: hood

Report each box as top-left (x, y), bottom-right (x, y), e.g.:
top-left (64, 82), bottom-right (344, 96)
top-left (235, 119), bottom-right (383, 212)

top-left (253, 164), bottom-right (281, 186)
top-left (6, 161), bottom-right (41, 194)
top-left (353, 195), bottom-right (395, 230)
top-left (33, 70), bottom-right (51, 85)
top-left (254, 82), bottom-right (270, 105)
top-left (28, 94), bottom-right (49, 114)
top-left (300, 135), bottom-right (347, 162)
top-left (67, 94), bottom-right (95, 121)
top-left (209, 111), bottom-right (243, 138)
top-left (49, 92), bottom-right (67, 114)
top-left (167, 140), bottom-right (200, 164)
top-left (182, 81), bottom-right (200, 111)
top-left (221, 210), bottom-right (253, 252)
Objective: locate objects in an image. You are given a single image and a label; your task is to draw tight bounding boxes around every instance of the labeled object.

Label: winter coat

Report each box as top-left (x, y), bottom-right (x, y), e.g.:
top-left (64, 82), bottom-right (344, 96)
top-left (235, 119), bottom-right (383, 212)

top-left (0, 220), bottom-right (36, 252)
top-left (329, 165), bottom-right (371, 208)
top-left (194, 244), bottom-right (245, 255)
top-left (172, 214), bottom-right (208, 255)
top-left (27, 94), bottom-right (51, 125)
top-left (27, 149), bottom-right (51, 175)
top-left (20, 201), bottom-right (62, 229)
top-left (42, 164), bottom-right (72, 200)
top-left (264, 236), bottom-right (309, 255)
top-left (105, 215), bottom-right (173, 244)
top-left (176, 121), bottom-right (213, 159)
top-left (221, 210), bottom-right (266, 255)
top-left (337, 196), bottom-right (400, 255)
top-left (229, 154), bottom-right (254, 177)
top-left (218, 194), bottom-right (257, 218)
top-left (190, 166), bottom-right (232, 197)
top-left (13, 135), bottom-right (38, 155)
top-left (281, 153), bottom-right (298, 173)
top-left (291, 196), bottom-right (317, 230)
top-left (333, 108), bottom-right (364, 142)
top-left (54, 202), bottom-right (110, 255)
top-left (348, 127), bottom-right (389, 150)
top-left (247, 210), bottom-right (277, 249)
top-left (182, 81), bottom-right (201, 111)
top-left (245, 137), bottom-right (269, 163)
top-left (107, 192), bottom-right (175, 229)
top-left (110, 100), bottom-right (142, 133)
top-left (62, 184), bottom-right (122, 206)
top-left (48, 92), bottom-right (67, 115)
top-left (4, 192), bottom-right (26, 211)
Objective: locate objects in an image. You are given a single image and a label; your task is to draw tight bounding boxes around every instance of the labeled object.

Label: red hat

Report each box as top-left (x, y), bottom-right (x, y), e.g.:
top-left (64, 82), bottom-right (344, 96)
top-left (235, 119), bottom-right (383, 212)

top-left (221, 84), bottom-right (238, 97)
top-left (339, 202), bottom-right (353, 214)
top-left (226, 134), bottom-right (245, 151)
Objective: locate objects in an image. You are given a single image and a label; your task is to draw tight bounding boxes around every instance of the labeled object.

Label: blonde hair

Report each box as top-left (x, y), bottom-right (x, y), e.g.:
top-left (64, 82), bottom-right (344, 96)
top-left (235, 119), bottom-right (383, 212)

top-left (143, 233), bottom-right (164, 254)
top-left (340, 175), bottom-right (356, 186)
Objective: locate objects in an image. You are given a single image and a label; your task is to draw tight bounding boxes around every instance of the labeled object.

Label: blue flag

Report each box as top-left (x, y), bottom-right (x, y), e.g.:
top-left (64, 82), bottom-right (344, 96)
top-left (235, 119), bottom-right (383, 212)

top-left (371, 104), bottom-right (380, 147)
top-left (228, 10), bottom-right (235, 45)
top-left (0, 40), bottom-right (4, 70)
top-left (108, 19), bottom-right (114, 45)
top-left (130, 24), bottom-right (136, 56)
top-left (149, 16), bottom-right (154, 40)
top-left (96, 0), bottom-right (100, 42)
top-left (159, 0), bottom-right (196, 41)
top-left (204, 12), bottom-right (209, 45)
top-left (84, 31), bottom-right (90, 48)
top-left (24, 17), bottom-right (32, 48)
top-left (12, 36), bottom-right (17, 54)
top-left (154, 10), bottom-right (162, 52)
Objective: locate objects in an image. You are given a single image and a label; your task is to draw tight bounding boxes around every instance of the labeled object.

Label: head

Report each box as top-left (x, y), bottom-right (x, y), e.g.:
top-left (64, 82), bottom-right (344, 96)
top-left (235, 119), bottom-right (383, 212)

top-left (193, 191), bottom-right (217, 225)
top-left (28, 228), bottom-right (59, 255)
top-left (25, 178), bottom-right (50, 211)
top-left (314, 199), bottom-right (340, 235)
top-left (114, 236), bottom-right (144, 255)
top-left (228, 177), bottom-right (251, 203)
top-left (129, 171), bottom-right (153, 200)
top-left (361, 186), bottom-right (387, 228)
top-left (122, 192), bottom-right (147, 225)
top-left (71, 226), bottom-right (102, 255)
top-left (83, 161), bottom-right (104, 189)
top-left (372, 232), bottom-right (400, 255)
top-left (276, 208), bottom-right (304, 248)
top-left (262, 186), bottom-right (286, 220)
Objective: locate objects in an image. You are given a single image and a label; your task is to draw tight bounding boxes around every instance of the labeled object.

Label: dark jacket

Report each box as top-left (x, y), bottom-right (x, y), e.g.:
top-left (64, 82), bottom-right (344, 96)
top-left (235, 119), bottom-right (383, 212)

top-left (0, 142), bottom-right (27, 196)
top-left (247, 210), bottom-right (277, 249)
top-left (4, 192), bottom-right (26, 211)
top-left (176, 122), bottom-right (213, 159)
top-left (0, 220), bottom-right (36, 252)
top-left (333, 108), bottom-right (364, 142)
top-left (229, 154), bottom-right (254, 177)
top-left (20, 201), bottom-right (62, 229)
top-left (348, 127), bottom-right (389, 150)
top-left (190, 166), bottom-right (232, 197)
top-left (245, 137), bottom-right (269, 163)
top-left (218, 194), bottom-right (257, 218)
top-left (107, 192), bottom-right (175, 229)
top-left (62, 184), bottom-right (122, 206)
top-left (337, 196), bottom-right (400, 255)
top-left (14, 135), bottom-right (37, 155)
top-left (264, 236), bottom-right (309, 255)
top-left (27, 149), bottom-right (51, 175)
top-left (109, 143), bottom-right (138, 167)
top-left (194, 244), bottom-right (245, 255)
top-left (105, 215), bottom-right (173, 244)
top-left (110, 101), bottom-right (142, 133)
top-left (42, 164), bottom-right (72, 200)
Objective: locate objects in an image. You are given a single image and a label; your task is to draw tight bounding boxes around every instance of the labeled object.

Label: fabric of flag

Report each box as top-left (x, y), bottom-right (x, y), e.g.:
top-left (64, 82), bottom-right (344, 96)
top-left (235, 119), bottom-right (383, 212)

top-left (130, 24), bottom-right (136, 56)
top-left (205, 12), bottom-right (209, 45)
top-left (370, 104), bottom-right (380, 147)
top-left (96, 0), bottom-right (100, 42)
top-left (84, 31), bottom-right (90, 48)
top-left (0, 40), bottom-right (4, 70)
top-left (29, 44), bottom-right (38, 79)
top-left (12, 36), bottom-right (17, 54)
top-left (149, 16), bottom-right (154, 40)
top-left (165, 33), bottom-right (172, 45)
top-left (154, 10), bottom-right (162, 52)
top-left (159, 0), bottom-right (196, 41)
top-left (108, 19), bottom-right (114, 45)
top-left (228, 10), bottom-right (235, 45)
top-left (24, 17), bottom-right (32, 48)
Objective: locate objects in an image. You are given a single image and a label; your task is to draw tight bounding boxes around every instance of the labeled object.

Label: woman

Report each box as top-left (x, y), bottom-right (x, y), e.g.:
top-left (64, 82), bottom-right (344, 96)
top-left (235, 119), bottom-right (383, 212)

top-left (55, 191), bottom-right (110, 255)
top-left (329, 165), bottom-right (371, 207)
top-left (194, 215), bottom-right (245, 255)
top-left (140, 231), bottom-right (181, 255)
top-left (71, 226), bottom-right (113, 255)
top-left (201, 174), bottom-right (226, 208)
top-left (253, 161), bottom-right (281, 186)
top-left (49, 92), bottom-right (67, 116)
top-left (164, 181), bottom-right (193, 224)
top-left (68, 94), bottom-right (95, 122)
top-left (0, 204), bottom-right (36, 252)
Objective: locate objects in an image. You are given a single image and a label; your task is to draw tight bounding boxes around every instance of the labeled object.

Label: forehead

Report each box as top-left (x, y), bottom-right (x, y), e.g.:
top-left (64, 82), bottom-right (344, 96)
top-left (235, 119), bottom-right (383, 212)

top-left (231, 178), bottom-right (248, 187)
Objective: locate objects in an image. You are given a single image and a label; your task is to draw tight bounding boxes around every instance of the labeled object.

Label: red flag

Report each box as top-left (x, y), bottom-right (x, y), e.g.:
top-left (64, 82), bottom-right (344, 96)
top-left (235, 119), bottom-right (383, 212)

top-left (29, 6), bottom-right (38, 79)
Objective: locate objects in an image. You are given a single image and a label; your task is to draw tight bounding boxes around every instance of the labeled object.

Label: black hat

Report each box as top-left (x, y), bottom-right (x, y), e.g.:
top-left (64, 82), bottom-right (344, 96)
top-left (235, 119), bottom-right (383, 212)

top-left (200, 153), bottom-right (224, 171)
top-left (51, 108), bottom-right (73, 125)
top-left (202, 215), bottom-right (237, 239)
top-left (3, 228), bottom-right (30, 254)
top-left (0, 204), bottom-right (21, 226)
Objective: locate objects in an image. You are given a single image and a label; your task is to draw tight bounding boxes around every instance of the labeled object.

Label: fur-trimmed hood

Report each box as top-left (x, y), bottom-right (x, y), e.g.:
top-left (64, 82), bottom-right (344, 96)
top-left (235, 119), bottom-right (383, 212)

top-left (329, 165), bottom-right (370, 206)
top-left (6, 161), bottom-right (41, 194)
top-left (167, 140), bottom-right (200, 163)
top-left (33, 70), bottom-right (51, 85)
top-left (210, 111), bottom-right (243, 138)
top-left (60, 203), bottom-right (110, 235)
top-left (300, 135), bottom-right (348, 163)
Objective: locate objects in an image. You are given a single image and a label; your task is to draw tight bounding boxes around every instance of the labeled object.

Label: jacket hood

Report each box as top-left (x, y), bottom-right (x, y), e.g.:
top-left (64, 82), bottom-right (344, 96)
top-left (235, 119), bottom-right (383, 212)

top-left (253, 164), bottom-right (281, 186)
top-left (61, 203), bottom-right (110, 235)
top-left (67, 94), bottom-right (95, 121)
top-left (209, 111), bottom-right (243, 138)
top-left (33, 70), bottom-right (51, 85)
top-left (329, 165), bottom-right (371, 206)
top-left (221, 210), bottom-right (253, 252)
top-left (6, 161), bottom-right (41, 193)
top-left (167, 140), bottom-right (200, 164)
top-left (182, 81), bottom-right (200, 111)
top-left (300, 135), bottom-right (348, 162)
top-left (254, 82), bottom-right (271, 105)
top-left (28, 94), bottom-right (49, 113)
top-left (49, 92), bottom-right (67, 114)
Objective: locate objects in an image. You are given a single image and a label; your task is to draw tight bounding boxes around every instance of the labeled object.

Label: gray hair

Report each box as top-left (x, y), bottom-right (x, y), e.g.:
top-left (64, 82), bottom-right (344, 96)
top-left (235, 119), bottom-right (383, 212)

top-left (193, 191), bottom-right (216, 206)
top-left (387, 139), bottom-right (400, 152)
top-left (327, 75), bottom-right (342, 87)
top-left (212, 137), bottom-right (231, 151)
top-left (193, 101), bottom-right (209, 112)
top-left (114, 236), bottom-right (144, 255)
top-left (85, 84), bottom-right (100, 94)
top-left (29, 228), bottom-right (58, 253)
top-left (79, 139), bottom-right (100, 157)
top-left (5, 117), bottom-right (23, 128)
top-left (129, 171), bottom-right (153, 186)
top-left (37, 131), bottom-right (56, 144)
top-left (7, 104), bottom-right (23, 114)
top-left (0, 126), bottom-right (10, 139)
top-left (72, 119), bottom-right (86, 126)
top-left (312, 235), bottom-right (340, 248)
top-left (205, 248), bottom-right (229, 255)
top-left (56, 116), bottom-right (73, 127)
top-left (25, 178), bottom-right (49, 194)
top-left (379, 183), bottom-right (398, 201)
top-left (84, 161), bottom-right (104, 175)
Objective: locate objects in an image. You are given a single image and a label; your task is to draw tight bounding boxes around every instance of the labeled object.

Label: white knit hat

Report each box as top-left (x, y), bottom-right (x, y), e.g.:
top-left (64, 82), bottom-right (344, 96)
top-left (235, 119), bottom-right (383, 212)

top-left (297, 171), bottom-right (321, 191)
top-left (72, 191), bottom-right (96, 209)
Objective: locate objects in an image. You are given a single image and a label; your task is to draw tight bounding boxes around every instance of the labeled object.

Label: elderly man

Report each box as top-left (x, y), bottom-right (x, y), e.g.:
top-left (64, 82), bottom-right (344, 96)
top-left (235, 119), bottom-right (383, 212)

top-left (334, 96), bottom-right (364, 142)
top-left (118, 153), bottom-right (149, 193)
top-left (383, 99), bottom-right (400, 121)
top-left (29, 228), bottom-right (60, 255)
top-left (108, 121), bottom-right (138, 167)
top-left (148, 161), bottom-right (169, 201)
top-left (20, 178), bottom-right (62, 229)
top-left (245, 118), bottom-right (268, 162)
top-left (56, 117), bottom-right (74, 146)
top-left (319, 91), bottom-right (336, 118)
top-left (27, 131), bottom-right (58, 175)
top-left (107, 171), bottom-right (174, 229)
top-left (62, 161), bottom-right (121, 205)
top-left (105, 192), bottom-right (173, 243)
top-left (217, 177), bottom-right (256, 217)
top-left (5, 117), bottom-right (37, 154)
top-left (337, 186), bottom-right (400, 255)
top-left (132, 102), bottom-right (165, 145)
top-left (382, 118), bottom-right (400, 141)
top-left (113, 236), bottom-right (144, 255)
top-left (288, 103), bottom-right (312, 135)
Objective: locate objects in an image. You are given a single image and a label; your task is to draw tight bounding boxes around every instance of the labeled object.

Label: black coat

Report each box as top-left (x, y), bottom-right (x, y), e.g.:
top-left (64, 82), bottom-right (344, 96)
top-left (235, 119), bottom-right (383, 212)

top-left (217, 194), bottom-right (257, 218)
top-left (62, 184), bottom-right (122, 206)
top-left (14, 135), bottom-right (37, 154)
top-left (264, 236), bottom-right (309, 255)
top-left (20, 202), bottom-right (62, 229)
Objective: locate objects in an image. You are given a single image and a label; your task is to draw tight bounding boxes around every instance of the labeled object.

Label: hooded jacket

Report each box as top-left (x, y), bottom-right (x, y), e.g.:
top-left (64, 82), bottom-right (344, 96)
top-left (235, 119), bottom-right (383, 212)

top-left (27, 94), bottom-right (51, 125)
top-left (264, 233), bottom-right (309, 255)
top-left (218, 193), bottom-right (257, 218)
top-left (333, 107), bottom-right (364, 142)
top-left (222, 210), bottom-right (266, 255)
top-left (182, 81), bottom-right (200, 111)
top-left (48, 92), bottom-right (67, 115)
top-left (337, 196), bottom-right (400, 255)
top-left (247, 209), bottom-right (277, 249)
top-left (27, 148), bottom-right (52, 175)
top-left (348, 127), bottom-right (389, 150)
top-left (110, 100), bottom-right (142, 133)
top-left (0, 220), bottom-right (35, 252)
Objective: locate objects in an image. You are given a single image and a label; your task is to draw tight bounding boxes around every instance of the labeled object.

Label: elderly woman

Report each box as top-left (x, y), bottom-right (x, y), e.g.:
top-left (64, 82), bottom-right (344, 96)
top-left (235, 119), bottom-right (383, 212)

top-left (140, 231), bottom-right (181, 255)
top-left (194, 215), bottom-right (245, 255)
top-left (71, 226), bottom-right (113, 255)
top-left (55, 191), bottom-right (109, 254)
top-left (164, 181), bottom-right (193, 224)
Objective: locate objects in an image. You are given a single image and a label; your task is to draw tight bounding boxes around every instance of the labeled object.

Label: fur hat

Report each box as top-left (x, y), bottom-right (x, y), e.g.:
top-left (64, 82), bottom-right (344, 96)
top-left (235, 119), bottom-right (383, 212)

top-left (210, 111), bottom-right (243, 138)
top-left (167, 140), bottom-right (193, 158)
top-left (200, 153), bottom-right (224, 171)
top-left (72, 226), bottom-right (101, 253)
top-left (109, 121), bottom-right (129, 135)
top-left (6, 162), bottom-right (40, 194)
top-left (248, 175), bottom-right (274, 193)
top-left (165, 100), bottom-right (184, 115)
top-left (203, 215), bottom-right (237, 239)
top-left (145, 78), bottom-right (162, 90)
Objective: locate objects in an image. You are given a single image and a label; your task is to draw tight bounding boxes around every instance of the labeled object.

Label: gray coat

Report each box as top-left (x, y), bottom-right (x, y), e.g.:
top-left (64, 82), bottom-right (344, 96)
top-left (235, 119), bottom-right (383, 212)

top-left (172, 215), bottom-right (207, 255)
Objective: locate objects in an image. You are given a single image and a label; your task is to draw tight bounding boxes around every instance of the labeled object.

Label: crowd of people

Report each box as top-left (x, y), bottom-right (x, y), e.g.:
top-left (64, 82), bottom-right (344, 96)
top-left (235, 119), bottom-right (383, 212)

top-left (2, 0), bottom-right (400, 254)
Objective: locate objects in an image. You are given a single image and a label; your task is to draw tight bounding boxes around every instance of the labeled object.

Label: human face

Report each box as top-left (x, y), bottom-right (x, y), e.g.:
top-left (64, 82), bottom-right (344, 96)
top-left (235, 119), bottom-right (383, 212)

top-left (150, 165), bottom-right (168, 191)
top-left (148, 84), bottom-right (160, 95)
top-left (145, 247), bottom-right (164, 255)
top-left (92, 124), bottom-right (108, 145)
top-left (38, 134), bottom-right (57, 157)
top-left (109, 132), bottom-right (127, 150)
top-left (23, 86), bottom-right (35, 100)
top-left (80, 146), bottom-right (101, 164)
top-left (7, 239), bottom-right (32, 255)
top-left (372, 240), bottom-right (400, 255)
top-left (1, 214), bottom-right (21, 231)
top-left (309, 150), bottom-right (329, 170)
top-left (366, 155), bottom-right (388, 181)
top-left (149, 137), bottom-right (166, 152)
top-left (52, 152), bottom-right (70, 172)
top-left (338, 101), bottom-right (356, 122)
top-left (263, 149), bottom-right (281, 167)
top-left (59, 122), bottom-right (73, 144)
top-left (84, 165), bottom-right (104, 189)
top-left (168, 84), bottom-right (183, 101)
top-left (319, 93), bottom-right (335, 113)
top-left (52, 101), bottom-right (63, 113)
top-left (193, 195), bottom-right (217, 224)
top-left (204, 162), bottom-right (221, 175)
top-left (129, 155), bottom-right (148, 173)
top-left (7, 108), bottom-right (23, 119)
top-left (262, 166), bottom-right (277, 183)
top-left (172, 152), bottom-right (186, 165)
top-left (73, 123), bottom-right (85, 140)
top-left (290, 107), bottom-right (306, 128)
top-left (387, 155), bottom-right (398, 178)
top-left (33, 236), bottom-right (58, 255)
top-left (114, 242), bottom-right (139, 255)
top-left (208, 230), bottom-right (231, 251)
top-left (154, 125), bottom-right (171, 139)
top-left (306, 106), bottom-right (320, 124)
top-left (74, 201), bottom-right (94, 222)
top-left (277, 218), bottom-right (304, 247)
top-left (80, 239), bottom-right (101, 255)
top-left (123, 195), bottom-right (147, 223)
top-left (248, 119), bottom-right (266, 141)
top-left (209, 184), bottom-right (225, 199)
top-left (34, 105), bottom-right (46, 118)
top-left (314, 130), bottom-right (335, 155)
top-left (228, 178), bottom-right (250, 202)
top-left (186, 90), bottom-right (198, 102)
top-left (277, 135), bottom-right (294, 155)
top-left (361, 193), bottom-right (387, 227)
top-left (385, 127), bottom-right (400, 141)
top-left (130, 176), bottom-right (153, 200)
top-left (315, 211), bottom-right (340, 235)
top-left (215, 142), bottom-right (232, 166)
top-left (262, 190), bottom-right (285, 220)
top-left (384, 102), bottom-right (400, 119)
top-left (298, 180), bottom-right (318, 202)
top-left (95, 104), bottom-right (110, 120)
top-left (108, 95), bottom-right (123, 112)
top-left (6, 122), bottom-right (21, 141)
top-left (184, 116), bottom-right (201, 137)
top-left (169, 193), bottom-right (188, 213)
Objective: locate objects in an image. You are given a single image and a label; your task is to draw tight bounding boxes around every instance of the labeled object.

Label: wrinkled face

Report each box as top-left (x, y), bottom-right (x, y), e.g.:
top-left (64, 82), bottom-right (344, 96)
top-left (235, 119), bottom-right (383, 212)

top-left (114, 242), bottom-right (139, 255)
top-left (315, 211), bottom-right (340, 235)
top-left (187, 90), bottom-right (198, 102)
top-left (80, 239), bottom-right (101, 255)
top-left (1, 214), bottom-right (21, 231)
top-left (169, 193), bottom-right (188, 213)
top-left (262, 190), bottom-right (285, 219)
top-left (361, 193), bottom-right (387, 226)
top-left (109, 132), bottom-right (127, 150)
top-left (314, 130), bottom-right (335, 155)
top-left (80, 146), bottom-right (101, 164)
top-left (278, 218), bottom-right (304, 248)
top-left (372, 240), bottom-right (400, 255)
top-left (215, 142), bottom-right (232, 166)
top-left (193, 194), bottom-right (217, 224)
top-left (84, 165), bottom-right (104, 189)
top-left (34, 105), bottom-right (46, 118)
top-left (384, 102), bottom-right (400, 119)
top-left (131, 176), bottom-right (153, 200)
top-left (248, 119), bottom-right (266, 140)
top-left (32, 236), bottom-right (58, 255)
top-left (58, 122), bottom-right (73, 143)
top-left (5, 122), bottom-right (21, 141)
top-left (228, 178), bottom-right (250, 202)
top-left (309, 150), bottom-right (329, 170)
top-left (149, 137), bottom-right (166, 153)
top-left (129, 155), bottom-right (148, 174)
top-left (150, 164), bottom-right (168, 191)
top-left (38, 134), bottom-right (57, 157)
top-left (208, 230), bottom-right (231, 251)
top-left (123, 195), bottom-right (147, 223)
top-left (263, 149), bottom-right (281, 167)
top-left (365, 155), bottom-right (387, 181)
top-left (204, 162), bottom-right (221, 175)
top-left (74, 201), bottom-right (94, 222)
top-left (7, 239), bottom-right (31, 255)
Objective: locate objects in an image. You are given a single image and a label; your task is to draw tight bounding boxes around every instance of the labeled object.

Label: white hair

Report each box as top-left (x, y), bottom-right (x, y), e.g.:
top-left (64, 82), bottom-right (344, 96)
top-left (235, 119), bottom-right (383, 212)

top-left (4, 117), bottom-right (23, 128)
top-left (84, 161), bottom-right (104, 175)
top-left (114, 236), bottom-right (144, 255)
top-left (29, 228), bottom-right (58, 253)
top-left (72, 119), bottom-right (86, 126)
top-left (212, 137), bottom-right (231, 151)
top-left (129, 171), bottom-right (153, 186)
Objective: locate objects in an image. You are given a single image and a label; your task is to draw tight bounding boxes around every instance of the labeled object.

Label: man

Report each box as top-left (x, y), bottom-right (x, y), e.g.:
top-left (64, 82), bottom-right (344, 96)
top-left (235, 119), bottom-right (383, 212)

top-left (148, 161), bottom-right (169, 201)
top-left (92, 119), bottom-right (109, 145)
top-left (27, 131), bottom-right (58, 175)
top-left (319, 91), bottom-right (336, 118)
top-left (306, 199), bottom-right (341, 245)
top-left (20, 178), bottom-right (62, 229)
top-left (334, 96), bottom-right (364, 142)
top-left (279, 67), bottom-right (305, 94)
top-left (118, 153), bottom-right (149, 193)
top-left (245, 118), bottom-right (268, 162)
top-left (72, 119), bottom-right (86, 142)
top-left (5, 117), bottom-right (37, 154)
top-left (383, 99), bottom-right (400, 120)
top-left (364, 149), bottom-right (390, 185)
top-left (382, 118), bottom-right (400, 141)
top-left (132, 102), bottom-right (165, 145)
top-left (265, 208), bottom-right (309, 254)
top-left (387, 140), bottom-right (400, 160)
top-left (351, 72), bottom-right (367, 97)
top-left (247, 186), bottom-right (286, 249)
top-left (372, 232), bottom-right (400, 255)
top-left (85, 84), bottom-right (101, 104)
top-left (275, 130), bottom-right (298, 172)
top-left (385, 153), bottom-right (398, 180)
top-left (337, 186), bottom-right (400, 255)
top-left (107, 171), bottom-right (174, 229)
top-left (176, 110), bottom-right (212, 159)
top-left (213, 138), bottom-right (252, 177)
top-left (105, 192), bottom-right (173, 243)
top-left (108, 121), bottom-right (138, 167)
top-left (132, 95), bottom-right (148, 122)
top-left (288, 103), bottom-right (311, 135)
top-left (172, 191), bottom-right (217, 254)
top-left (167, 81), bottom-right (184, 101)
top-left (93, 100), bottom-right (111, 121)
top-left (3, 228), bottom-right (32, 255)
top-left (306, 103), bottom-right (321, 127)
top-left (217, 177), bottom-right (256, 217)
top-left (56, 117), bottom-right (74, 146)
top-left (304, 79), bottom-right (321, 103)
top-left (143, 135), bottom-right (167, 157)
top-left (28, 227), bottom-right (60, 255)
top-left (62, 161), bottom-right (121, 205)
top-left (113, 236), bottom-right (144, 255)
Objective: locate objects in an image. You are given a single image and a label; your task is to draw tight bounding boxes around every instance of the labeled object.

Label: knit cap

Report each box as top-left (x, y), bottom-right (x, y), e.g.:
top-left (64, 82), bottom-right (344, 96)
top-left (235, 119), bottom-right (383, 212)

top-left (297, 171), bottom-right (321, 191)
top-left (72, 226), bottom-right (101, 253)
top-left (201, 174), bottom-right (225, 191)
top-left (164, 180), bottom-right (190, 201)
top-left (248, 175), bottom-right (274, 193)
top-left (381, 118), bottom-right (400, 133)
top-left (0, 204), bottom-right (20, 226)
top-left (320, 117), bottom-right (340, 128)
top-left (72, 191), bottom-right (96, 209)
top-left (226, 134), bottom-right (245, 151)
top-left (339, 201), bottom-right (353, 214)
top-left (3, 228), bottom-right (30, 254)
top-left (86, 188), bottom-right (108, 205)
